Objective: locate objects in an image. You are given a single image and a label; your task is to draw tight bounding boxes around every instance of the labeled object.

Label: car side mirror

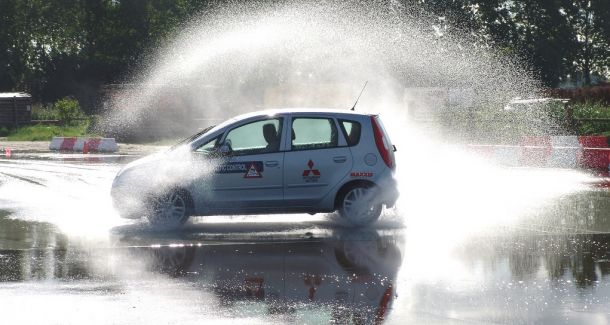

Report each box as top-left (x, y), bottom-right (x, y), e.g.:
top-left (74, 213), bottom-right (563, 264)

top-left (218, 143), bottom-right (232, 155)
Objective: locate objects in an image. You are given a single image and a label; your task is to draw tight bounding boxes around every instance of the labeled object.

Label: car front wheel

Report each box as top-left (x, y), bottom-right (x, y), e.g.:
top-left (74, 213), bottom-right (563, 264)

top-left (338, 186), bottom-right (382, 226)
top-left (148, 190), bottom-right (191, 227)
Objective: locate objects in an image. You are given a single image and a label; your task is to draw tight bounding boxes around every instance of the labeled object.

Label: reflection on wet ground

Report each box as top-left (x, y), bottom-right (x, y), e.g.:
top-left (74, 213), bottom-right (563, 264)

top-left (1, 191), bottom-right (610, 324)
top-left (123, 234), bottom-right (400, 323)
top-left (0, 211), bottom-right (402, 324)
top-left (398, 233), bottom-right (610, 324)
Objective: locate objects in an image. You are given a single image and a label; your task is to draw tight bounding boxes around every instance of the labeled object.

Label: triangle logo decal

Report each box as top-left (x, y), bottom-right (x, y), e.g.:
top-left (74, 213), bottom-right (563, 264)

top-left (244, 163), bottom-right (262, 178)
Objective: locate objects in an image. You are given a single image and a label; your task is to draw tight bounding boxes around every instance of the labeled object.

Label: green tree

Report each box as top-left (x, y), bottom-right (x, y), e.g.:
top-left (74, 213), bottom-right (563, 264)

top-left (54, 97), bottom-right (83, 125)
top-left (565, 0), bottom-right (610, 85)
top-left (1, 0), bottom-right (608, 108)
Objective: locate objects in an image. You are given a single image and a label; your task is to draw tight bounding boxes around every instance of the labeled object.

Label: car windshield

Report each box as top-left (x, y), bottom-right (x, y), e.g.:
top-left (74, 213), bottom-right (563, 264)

top-left (170, 125), bottom-right (216, 149)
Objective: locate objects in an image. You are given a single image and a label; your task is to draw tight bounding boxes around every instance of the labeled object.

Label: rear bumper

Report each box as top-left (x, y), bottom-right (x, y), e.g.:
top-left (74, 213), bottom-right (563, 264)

top-left (378, 174), bottom-right (399, 208)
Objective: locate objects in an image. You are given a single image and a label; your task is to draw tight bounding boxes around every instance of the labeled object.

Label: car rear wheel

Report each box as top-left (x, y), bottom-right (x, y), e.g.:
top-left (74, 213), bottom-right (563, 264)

top-left (148, 190), bottom-right (191, 227)
top-left (339, 186), bottom-right (382, 226)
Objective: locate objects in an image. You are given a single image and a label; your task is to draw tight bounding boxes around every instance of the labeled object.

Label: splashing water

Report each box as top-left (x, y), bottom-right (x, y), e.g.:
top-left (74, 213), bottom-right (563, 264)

top-left (96, 0), bottom-right (594, 241)
top-left (100, 1), bottom-right (539, 136)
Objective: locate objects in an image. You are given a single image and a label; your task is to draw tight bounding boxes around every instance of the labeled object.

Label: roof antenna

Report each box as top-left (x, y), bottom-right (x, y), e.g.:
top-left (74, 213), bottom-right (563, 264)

top-left (350, 81), bottom-right (368, 111)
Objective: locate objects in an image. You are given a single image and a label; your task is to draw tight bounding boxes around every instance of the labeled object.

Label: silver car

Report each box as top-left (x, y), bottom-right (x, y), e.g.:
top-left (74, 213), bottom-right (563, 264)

top-left (111, 109), bottom-right (398, 226)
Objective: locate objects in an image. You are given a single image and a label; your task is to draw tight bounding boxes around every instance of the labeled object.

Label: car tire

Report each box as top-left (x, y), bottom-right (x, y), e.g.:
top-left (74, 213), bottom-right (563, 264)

top-left (148, 190), bottom-right (192, 227)
top-left (338, 185), bottom-right (382, 226)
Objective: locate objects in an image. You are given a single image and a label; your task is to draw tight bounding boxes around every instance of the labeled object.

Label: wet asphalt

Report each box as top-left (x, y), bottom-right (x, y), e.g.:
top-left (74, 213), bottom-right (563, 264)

top-left (1, 151), bottom-right (610, 324)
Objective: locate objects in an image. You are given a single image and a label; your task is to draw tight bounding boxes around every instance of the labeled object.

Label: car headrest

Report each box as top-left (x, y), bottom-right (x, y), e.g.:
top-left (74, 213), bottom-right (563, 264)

top-left (263, 123), bottom-right (278, 143)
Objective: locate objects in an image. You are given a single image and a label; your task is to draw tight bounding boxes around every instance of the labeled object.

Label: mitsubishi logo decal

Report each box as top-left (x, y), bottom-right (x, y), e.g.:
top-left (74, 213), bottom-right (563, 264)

top-left (302, 159), bottom-right (321, 182)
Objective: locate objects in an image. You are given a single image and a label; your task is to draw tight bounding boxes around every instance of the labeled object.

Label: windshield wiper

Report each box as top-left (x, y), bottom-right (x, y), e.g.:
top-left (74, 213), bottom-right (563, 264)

top-left (171, 125), bottom-right (216, 149)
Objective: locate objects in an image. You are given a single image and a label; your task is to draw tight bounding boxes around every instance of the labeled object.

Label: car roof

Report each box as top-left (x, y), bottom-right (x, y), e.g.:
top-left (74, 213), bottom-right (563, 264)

top-left (232, 108), bottom-right (373, 121)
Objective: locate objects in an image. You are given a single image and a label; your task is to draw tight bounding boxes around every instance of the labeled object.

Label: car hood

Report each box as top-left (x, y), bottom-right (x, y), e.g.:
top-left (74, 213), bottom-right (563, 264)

top-left (116, 151), bottom-right (166, 178)
top-left (113, 145), bottom-right (219, 191)
top-left (116, 144), bottom-right (194, 177)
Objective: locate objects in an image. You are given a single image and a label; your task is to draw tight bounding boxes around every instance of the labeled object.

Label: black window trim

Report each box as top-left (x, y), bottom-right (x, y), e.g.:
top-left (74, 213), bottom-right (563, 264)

top-left (338, 118), bottom-right (362, 147)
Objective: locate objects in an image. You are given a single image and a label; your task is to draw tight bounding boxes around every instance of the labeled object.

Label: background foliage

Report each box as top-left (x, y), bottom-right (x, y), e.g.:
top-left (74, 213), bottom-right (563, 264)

top-left (0, 0), bottom-right (211, 110)
top-left (0, 0), bottom-right (608, 111)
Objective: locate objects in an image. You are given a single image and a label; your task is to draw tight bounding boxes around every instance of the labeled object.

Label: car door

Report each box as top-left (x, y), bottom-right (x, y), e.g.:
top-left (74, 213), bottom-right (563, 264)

top-left (207, 117), bottom-right (285, 209)
top-left (283, 116), bottom-right (353, 207)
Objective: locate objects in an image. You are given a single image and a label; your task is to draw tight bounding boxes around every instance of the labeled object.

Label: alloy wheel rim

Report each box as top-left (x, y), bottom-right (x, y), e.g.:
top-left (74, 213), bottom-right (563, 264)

top-left (342, 187), bottom-right (377, 223)
top-left (152, 193), bottom-right (186, 224)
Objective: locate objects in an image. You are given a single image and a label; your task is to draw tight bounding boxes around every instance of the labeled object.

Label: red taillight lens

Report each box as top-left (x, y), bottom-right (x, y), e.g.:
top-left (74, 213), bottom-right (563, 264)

top-left (371, 116), bottom-right (393, 169)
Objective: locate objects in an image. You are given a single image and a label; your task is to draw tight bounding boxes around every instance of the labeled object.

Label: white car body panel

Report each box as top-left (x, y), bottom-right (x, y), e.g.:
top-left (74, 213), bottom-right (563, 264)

top-left (111, 108), bottom-right (398, 221)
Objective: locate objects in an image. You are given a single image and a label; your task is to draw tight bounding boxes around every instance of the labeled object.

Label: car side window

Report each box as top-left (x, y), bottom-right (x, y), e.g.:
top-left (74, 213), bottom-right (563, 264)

top-left (291, 117), bottom-right (338, 150)
top-left (339, 119), bottom-right (361, 146)
top-left (224, 118), bottom-right (283, 155)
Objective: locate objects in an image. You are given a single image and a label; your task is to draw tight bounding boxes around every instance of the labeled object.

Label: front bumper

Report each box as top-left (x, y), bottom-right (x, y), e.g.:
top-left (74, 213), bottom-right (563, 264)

top-left (111, 181), bottom-right (148, 219)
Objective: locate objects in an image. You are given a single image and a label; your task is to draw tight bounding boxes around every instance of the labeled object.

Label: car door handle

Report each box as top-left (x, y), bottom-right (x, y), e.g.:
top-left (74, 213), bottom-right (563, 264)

top-left (333, 156), bottom-right (347, 163)
top-left (265, 161), bottom-right (279, 167)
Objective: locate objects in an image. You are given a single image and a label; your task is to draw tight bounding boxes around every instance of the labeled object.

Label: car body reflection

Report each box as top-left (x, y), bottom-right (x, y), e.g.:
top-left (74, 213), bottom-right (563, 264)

top-left (120, 231), bottom-right (402, 324)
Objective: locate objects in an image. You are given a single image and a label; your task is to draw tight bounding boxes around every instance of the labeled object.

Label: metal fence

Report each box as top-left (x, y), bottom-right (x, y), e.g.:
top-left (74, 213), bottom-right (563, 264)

top-left (0, 93), bottom-right (32, 127)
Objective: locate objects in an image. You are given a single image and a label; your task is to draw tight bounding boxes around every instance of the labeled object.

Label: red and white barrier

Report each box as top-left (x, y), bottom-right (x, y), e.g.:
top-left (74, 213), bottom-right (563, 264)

top-left (1, 147), bottom-right (11, 158)
top-left (49, 137), bottom-right (118, 153)
top-left (579, 136), bottom-right (610, 170)
top-left (467, 136), bottom-right (610, 172)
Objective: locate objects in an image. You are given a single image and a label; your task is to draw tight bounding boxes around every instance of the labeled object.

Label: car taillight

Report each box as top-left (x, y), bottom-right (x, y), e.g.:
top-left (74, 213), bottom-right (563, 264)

top-left (371, 116), bottom-right (394, 170)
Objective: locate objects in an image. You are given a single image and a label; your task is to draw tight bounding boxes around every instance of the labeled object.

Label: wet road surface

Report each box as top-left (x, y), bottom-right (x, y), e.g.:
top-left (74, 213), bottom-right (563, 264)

top-left (1, 152), bottom-right (610, 324)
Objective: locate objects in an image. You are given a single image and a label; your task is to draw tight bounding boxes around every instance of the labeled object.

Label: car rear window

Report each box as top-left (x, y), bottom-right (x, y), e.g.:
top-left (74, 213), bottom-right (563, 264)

top-left (339, 119), bottom-right (361, 146)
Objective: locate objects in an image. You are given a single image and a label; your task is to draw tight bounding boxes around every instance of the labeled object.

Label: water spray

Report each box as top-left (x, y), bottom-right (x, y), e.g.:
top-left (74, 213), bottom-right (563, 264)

top-left (95, 0), bottom-right (591, 238)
